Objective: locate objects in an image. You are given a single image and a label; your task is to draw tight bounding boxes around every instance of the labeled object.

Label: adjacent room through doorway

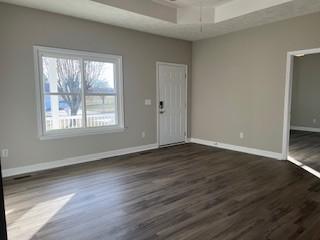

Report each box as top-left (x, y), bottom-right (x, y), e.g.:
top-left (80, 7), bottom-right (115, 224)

top-left (287, 51), bottom-right (320, 175)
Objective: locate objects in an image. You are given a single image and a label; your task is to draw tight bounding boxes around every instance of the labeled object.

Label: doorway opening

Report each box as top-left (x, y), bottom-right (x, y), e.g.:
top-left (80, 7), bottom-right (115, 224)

top-left (283, 48), bottom-right (320, 178)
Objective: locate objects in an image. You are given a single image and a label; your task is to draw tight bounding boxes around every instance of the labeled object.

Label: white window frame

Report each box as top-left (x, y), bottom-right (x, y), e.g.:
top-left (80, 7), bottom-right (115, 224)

top-left (34, 46), bottom-right (125, 140)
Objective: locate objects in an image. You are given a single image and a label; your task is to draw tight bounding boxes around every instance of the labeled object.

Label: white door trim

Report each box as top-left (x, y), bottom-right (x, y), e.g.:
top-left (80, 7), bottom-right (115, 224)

top-left (282, 47), bottom-right (320, 160)
top-left (156, 62), bottom-right (188, 147)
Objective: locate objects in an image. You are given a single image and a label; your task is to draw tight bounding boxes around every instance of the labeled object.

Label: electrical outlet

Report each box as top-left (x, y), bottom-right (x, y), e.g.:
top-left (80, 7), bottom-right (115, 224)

top-left (141, 131), bottom-right (146, 138)
top-left (1, 149), bottom-right (8, 158)
top-left (313, 119), bottom-right (317, 124)
top-left (240, 132), bottom-right (244, 139)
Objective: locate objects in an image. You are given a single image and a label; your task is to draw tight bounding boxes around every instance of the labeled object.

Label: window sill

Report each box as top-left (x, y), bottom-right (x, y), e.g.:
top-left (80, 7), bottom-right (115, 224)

top-left (39, 127), bottom-right (127, 140)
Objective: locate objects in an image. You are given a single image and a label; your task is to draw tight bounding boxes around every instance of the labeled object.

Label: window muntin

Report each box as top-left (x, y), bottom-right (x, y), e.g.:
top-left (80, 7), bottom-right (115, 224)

top-left (35, 47), bottom-right (124, 139)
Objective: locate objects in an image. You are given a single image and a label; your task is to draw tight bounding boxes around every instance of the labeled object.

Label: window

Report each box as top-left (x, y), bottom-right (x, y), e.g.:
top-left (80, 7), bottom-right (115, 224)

top-left (34, 46), bottom-right (124, 139)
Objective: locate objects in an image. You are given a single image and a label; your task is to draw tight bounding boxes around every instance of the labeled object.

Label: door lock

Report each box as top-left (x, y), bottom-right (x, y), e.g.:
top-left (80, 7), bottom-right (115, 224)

top-left (159, 101), bottom-right (165, 114)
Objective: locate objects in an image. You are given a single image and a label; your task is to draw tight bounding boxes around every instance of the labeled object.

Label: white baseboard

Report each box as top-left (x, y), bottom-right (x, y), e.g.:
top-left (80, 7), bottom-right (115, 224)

top-left (2, 143), bottom-right (158, 178)
top-left (291, 126), bottom-right (320, 133)
top-left (190, 138), bottom-right (282, 160)
top-left (2, 139), bottom-right (282, 177)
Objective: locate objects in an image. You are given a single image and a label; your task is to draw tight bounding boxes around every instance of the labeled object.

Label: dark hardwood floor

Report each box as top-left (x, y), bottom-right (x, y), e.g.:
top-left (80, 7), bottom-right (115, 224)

top-left (290, 130), bottom-right (320, 172)
top-left (4, 143), bottom-right (320, 240)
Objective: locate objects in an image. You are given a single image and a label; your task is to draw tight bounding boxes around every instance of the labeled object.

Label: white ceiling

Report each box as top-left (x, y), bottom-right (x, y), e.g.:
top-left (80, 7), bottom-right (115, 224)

top-left (1, 0), bottom-right (320, 41)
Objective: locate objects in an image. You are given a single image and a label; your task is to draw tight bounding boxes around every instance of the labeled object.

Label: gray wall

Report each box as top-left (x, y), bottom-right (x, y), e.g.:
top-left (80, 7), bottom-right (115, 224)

top-left (0, 3), bottom-right (192, 170)
top-left (291, 54), bottom-right (320, 128)
top-left (192, 12), bottom-right (320, 153)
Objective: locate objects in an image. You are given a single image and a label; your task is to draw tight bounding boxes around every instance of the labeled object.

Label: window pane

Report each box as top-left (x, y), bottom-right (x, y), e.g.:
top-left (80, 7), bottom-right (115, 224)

top-left (84, 61), bottom-right (115, 94)
top-left (42, 57), bottom-right (81, 94)
top-left (86, 96), bottom-right (117, 127)
top-left (45, 95), bottom-right (83, 131)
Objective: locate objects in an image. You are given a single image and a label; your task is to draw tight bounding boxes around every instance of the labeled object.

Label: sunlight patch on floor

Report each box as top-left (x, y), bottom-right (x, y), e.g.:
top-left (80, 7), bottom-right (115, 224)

top-left (5, 208), bottom-right (15, 215)
top-left (8, 193), bottom-right (75, 240)
top-left (288, 156), bottom-right (320, 179)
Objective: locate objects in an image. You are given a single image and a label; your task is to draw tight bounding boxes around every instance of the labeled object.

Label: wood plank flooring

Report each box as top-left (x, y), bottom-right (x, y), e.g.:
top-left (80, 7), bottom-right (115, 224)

top-left (290, 130), bottom-right (320, 172)
top-left (4, 143), bottom-right (320, 240)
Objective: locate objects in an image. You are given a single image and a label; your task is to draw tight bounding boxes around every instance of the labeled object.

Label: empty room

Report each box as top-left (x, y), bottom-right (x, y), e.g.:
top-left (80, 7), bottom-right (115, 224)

top-left (1, 0), bottom-right (320, 239)
top-left (289, 53), bottom-right (320, 174)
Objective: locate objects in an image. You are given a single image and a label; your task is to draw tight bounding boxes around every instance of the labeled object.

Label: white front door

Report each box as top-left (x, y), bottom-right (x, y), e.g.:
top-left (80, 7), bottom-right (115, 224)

top-left (158, 63), bottom-right (187, 146)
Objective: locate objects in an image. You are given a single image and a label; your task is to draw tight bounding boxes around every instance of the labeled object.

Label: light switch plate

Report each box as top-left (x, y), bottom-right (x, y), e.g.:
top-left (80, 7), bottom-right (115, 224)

top-left (145, 99), bottom-right (152, 106)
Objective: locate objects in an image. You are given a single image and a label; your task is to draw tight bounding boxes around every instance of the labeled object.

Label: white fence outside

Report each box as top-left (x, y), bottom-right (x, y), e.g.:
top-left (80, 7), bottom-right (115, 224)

top-left (46, 114), bottom-right (115, 130)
